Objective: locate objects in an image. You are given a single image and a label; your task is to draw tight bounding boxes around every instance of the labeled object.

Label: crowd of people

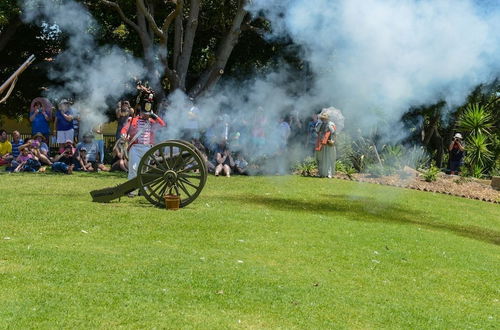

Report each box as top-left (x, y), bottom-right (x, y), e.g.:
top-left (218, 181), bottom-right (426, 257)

top-left (1, 93), bottom-right (340, 178)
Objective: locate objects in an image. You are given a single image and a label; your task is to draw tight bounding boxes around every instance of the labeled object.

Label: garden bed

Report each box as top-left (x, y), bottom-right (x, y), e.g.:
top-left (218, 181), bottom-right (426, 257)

top-left (334, 171), bottom-right (500, 203)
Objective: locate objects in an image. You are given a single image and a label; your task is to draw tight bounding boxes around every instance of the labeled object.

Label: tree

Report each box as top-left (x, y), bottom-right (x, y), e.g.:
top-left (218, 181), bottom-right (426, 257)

top-left (98, 0), bottom-right (252, 98)
top-left (0, 0), bottom-right (22, 54)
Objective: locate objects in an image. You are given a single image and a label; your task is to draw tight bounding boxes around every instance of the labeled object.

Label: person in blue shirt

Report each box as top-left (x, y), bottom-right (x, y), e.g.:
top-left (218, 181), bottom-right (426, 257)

top-left (54, 99), bottom-right (74, 146)
top-left (29, 99), bottom-right (52, 141)
top-left (10, 130), bottom-right (24, 159)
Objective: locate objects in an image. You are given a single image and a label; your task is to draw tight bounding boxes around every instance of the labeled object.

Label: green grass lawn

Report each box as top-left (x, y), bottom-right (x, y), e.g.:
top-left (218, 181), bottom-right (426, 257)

top-left (0, 172), bottom-right (499, 328)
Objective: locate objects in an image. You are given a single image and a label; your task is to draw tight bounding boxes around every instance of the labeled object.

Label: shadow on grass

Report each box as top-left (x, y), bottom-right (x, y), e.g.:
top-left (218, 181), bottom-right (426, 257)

top-left (225, 194), bottom-right (500, 245)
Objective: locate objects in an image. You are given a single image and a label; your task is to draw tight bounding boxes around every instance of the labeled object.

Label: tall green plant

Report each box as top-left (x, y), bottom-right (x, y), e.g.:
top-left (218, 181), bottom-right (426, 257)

top-left (458, 103), bottom-right (494, 136)
top-left (457, 103), bottom-right (495, 177)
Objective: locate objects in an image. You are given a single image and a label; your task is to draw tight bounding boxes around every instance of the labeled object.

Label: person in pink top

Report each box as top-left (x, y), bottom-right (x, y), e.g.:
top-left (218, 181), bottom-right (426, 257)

top-left (121, 107), bottom-right (166, 190)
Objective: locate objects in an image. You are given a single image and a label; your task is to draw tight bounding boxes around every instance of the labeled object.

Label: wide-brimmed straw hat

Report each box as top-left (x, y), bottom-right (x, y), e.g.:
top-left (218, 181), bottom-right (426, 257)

top-left (319, 111), bottom-right (329, 120)
top-left (32, 132), bottom-right (45, 141)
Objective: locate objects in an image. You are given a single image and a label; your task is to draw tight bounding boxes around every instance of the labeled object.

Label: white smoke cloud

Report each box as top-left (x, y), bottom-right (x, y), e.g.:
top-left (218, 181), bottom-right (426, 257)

top-left (248, 0), bottom-right (500, 133)
top-left (21, 0), bottom-right (145, 136)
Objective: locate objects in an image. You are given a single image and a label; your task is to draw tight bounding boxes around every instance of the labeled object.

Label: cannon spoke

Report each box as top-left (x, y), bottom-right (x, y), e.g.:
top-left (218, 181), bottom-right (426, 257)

top-left (178, 176), bottom-right (199, 189)
top-left (158, 147), bottom-right (171, 170)
top-left (176, 180), bottom-right (192, 198)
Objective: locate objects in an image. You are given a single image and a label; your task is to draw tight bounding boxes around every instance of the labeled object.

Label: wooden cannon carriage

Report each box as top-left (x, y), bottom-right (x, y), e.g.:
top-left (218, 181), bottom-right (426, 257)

top-left (90, 140), bottom-right (208, 208)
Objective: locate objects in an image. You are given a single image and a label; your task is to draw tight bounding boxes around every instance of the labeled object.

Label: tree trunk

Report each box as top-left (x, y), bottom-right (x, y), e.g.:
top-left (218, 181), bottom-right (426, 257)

top-left (176, 0), bottom-right (201, 91)
top-left (189, 0), bottom-right (248, 98)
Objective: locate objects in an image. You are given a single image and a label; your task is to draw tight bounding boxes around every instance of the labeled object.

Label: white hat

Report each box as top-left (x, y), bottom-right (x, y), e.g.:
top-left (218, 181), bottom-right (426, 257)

top-left (454, 133), bottom-right (463, 139)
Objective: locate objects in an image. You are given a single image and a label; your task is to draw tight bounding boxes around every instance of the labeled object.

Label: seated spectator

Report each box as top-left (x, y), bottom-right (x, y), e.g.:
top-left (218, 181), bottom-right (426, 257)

top-left (10, 130), bottom-right (24, 160)
top-left (0, 129), bottom-right (12, 166)
top-left (110, 138), bottom-right (128, 172)
top-left (214, 141), bottom-right (234, 177)
top-left (51, 145), bottom-right (75, 174)
top-left (76, 133), bottom-right (108, 172)
top-left (32, 132), bottom-right (51, 162)
top-left (192, 138), bottom-right (215, 173)
top-left (12, 145), bottom-right (41, 172)
top-left (74, 147), bottom-right (93, 171)
top-left (24, 139), bottom-right (52, 166)
top-left (234, 152), bottom-right (249, 175)
top-left (58, 139), bottom-right (76, 155)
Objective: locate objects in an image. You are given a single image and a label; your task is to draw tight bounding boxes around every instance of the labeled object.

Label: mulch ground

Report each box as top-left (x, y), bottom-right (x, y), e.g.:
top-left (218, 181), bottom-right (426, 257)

top-left (333, 170), bottom-right (500, 204)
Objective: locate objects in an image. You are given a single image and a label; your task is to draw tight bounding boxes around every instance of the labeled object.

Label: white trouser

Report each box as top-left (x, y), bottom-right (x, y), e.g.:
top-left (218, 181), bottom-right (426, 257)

top-left (128, 144), bottom-right (152, 180)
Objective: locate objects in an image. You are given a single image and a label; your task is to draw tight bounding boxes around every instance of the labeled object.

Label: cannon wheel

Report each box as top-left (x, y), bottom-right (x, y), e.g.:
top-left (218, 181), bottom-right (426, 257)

top-left (137, 140), bottom-right (208, 208)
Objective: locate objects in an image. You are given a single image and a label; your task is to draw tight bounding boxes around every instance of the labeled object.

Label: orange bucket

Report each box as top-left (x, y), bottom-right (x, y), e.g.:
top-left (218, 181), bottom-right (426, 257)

top-left (164, 194), bottom-right (180, 210)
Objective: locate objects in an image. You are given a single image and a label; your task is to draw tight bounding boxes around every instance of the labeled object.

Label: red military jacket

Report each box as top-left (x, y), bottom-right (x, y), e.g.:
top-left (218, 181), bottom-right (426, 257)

top-left (120, 115), bottom-right (166, 146)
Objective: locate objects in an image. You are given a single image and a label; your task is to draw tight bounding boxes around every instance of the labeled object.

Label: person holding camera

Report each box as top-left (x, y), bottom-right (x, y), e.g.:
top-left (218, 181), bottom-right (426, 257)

top-left (115, 100), bottom-right (134, 140)
top-left (51, 145), bottom-right (75, 174)
top-left (449, 133), bottom-right (465, 175)
top-left (29, 98), bottom-right (52, 141)
top-left (54, 99), bottom-right (75, 146)
top-left (121, 107), bottom-right (166, 187)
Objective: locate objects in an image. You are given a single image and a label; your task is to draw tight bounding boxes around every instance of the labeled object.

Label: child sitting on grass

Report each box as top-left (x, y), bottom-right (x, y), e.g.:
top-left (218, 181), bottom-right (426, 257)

top-left (13, 146), bottom-right (41, 172)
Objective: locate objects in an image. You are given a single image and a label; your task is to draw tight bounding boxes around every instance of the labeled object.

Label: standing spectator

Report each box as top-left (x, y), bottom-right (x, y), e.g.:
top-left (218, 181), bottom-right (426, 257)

top-left (54, 99), bottom-right (75, 146)
top-left (76, 133), bottom-right (108, 172)
top-left (183, 104), bottom-right (201, 140)
top-left (315, 110), bottom-right (337, 178)
top-left (110, 138), bottom-right (128, 172)
top-left (115, 101), bottom-right (134, 140)
top-left (0, 129), bottom-right (12, 166)
top-left (29, 98), bottom-right (52, 141)
top-left (51, 146), bottom-right (75, 174)
top-left (10, 130), bottom-right (24, 160)
top-left (278, 116), bottom-right (291, 151)
top-left (70, 102), bottom-right (81, 142)
top-left (92, 124), bottom-right (105, 164)
top-left (449, 133), bottom-right (465, 175)
top-left (306, 113), bottom-right (319, 153)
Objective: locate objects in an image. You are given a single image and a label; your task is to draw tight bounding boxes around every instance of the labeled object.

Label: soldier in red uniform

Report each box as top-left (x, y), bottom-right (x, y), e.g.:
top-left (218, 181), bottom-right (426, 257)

top-left (121, 107), bottom-right (166, 184)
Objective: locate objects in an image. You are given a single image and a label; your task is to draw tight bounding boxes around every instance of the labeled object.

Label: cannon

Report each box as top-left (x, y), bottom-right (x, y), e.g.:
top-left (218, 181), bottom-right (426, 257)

top-left (90, 140), bottom-right (208, 208)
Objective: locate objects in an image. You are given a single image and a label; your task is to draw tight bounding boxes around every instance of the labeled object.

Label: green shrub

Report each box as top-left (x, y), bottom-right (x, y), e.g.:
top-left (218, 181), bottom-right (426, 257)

top-left (422, 164), bottom-right (440, 182)
top-left (294, 157), bottom-right (317, 177)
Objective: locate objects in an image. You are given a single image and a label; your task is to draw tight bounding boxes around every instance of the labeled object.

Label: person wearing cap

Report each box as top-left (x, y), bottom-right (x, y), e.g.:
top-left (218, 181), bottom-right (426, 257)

top-left (76, 132), bottom-right (108, 172)
top-left (58, 139), bottom-right (76, 155)
top-left (51, 145), bottom-right (75, 174)
top-left (449, 132), bottom-right (465, 175)
top-left (54, 99), bottom-right (75, 146)
top-left (315, 109), bottom-right (337, 178)
top-left (121, 107), bottom-right (166, 184)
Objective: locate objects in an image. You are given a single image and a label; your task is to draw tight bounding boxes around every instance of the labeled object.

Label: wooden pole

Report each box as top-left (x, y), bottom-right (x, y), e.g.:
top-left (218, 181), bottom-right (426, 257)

top-left (0, 54), bottom-right (36, 98)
